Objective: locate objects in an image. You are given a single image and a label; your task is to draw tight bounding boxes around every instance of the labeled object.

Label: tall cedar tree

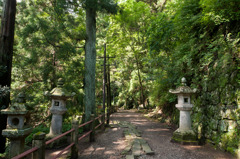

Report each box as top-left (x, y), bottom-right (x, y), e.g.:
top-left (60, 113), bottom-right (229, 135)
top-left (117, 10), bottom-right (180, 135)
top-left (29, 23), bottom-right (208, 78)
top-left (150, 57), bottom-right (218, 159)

top-left (84, 0), bottom-right (117, 121)
top-left (0, 0), bottom-right (16, 153)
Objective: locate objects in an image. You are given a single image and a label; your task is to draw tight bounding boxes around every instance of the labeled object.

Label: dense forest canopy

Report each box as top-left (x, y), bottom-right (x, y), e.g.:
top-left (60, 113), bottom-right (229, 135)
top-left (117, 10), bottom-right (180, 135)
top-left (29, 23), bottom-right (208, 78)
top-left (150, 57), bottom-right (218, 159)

top-left (0, 0), bottom-right (239, 155)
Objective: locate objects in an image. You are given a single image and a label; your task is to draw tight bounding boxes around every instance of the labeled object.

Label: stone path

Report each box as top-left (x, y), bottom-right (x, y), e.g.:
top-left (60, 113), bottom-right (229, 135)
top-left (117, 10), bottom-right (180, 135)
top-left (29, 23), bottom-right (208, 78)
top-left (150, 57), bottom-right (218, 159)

top-left (116, 121), bottom-right (154, 158)
top-left (77, 109), bottom-right (236, 159)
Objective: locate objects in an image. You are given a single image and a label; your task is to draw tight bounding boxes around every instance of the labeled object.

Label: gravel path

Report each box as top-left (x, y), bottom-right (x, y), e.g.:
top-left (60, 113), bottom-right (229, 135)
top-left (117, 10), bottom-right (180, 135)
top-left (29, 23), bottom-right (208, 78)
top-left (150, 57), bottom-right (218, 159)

top-left (77, 109), bottom-right (236, 159)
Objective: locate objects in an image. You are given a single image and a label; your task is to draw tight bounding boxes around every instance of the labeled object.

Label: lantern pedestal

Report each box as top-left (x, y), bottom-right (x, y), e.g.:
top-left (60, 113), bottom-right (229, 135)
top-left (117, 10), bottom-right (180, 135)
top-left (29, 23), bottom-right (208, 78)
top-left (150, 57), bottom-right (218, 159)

top-left (46, 107), bottom-right (68, 148)
top-left (172, 129), bottom-right (197, 145)
top-left (171, 107), bottom-right (198, 145)
top-left (2, 127), bottom-right (33, 157)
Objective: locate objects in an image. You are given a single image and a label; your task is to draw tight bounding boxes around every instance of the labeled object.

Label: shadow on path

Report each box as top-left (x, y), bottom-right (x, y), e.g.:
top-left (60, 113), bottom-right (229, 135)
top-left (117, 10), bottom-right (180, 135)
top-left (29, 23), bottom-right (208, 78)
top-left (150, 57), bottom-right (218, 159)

top-left (46, 109), bottom-right (236, 159)
top-left (78, 109), bottom-right (236, 159)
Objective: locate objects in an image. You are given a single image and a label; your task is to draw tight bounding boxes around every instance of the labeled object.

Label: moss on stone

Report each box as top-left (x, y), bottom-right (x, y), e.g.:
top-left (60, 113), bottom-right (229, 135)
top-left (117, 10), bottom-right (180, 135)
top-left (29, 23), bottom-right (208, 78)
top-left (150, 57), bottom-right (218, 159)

top-left (172, 131), bottom-right (198, 145)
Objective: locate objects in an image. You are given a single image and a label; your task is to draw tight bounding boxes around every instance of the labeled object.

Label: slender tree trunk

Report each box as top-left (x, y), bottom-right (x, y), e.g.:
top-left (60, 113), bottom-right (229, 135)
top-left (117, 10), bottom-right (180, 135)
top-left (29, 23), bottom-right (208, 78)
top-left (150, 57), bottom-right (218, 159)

top-left (102, 44), bottom-right (106, 113)
top-left (107, 64), bottom-right (111, 109)
top-left (135, 55), bottom-right (145, 109)
top-left (106, 62), bottom-right (111, 124)
top-left (0, 0), bottom-right (16, 153)
top-left (51, 50), bottom-right (56, 89)
top-left (84, 8), bottom-right (96, 122)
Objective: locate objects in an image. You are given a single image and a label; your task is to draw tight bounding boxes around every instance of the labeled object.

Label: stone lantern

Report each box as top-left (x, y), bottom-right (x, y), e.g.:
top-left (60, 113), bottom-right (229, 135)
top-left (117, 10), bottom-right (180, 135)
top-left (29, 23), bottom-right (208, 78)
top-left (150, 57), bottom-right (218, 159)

top-left (45, 78), bottom-right (75, 139)
top-left (169, 77), bottom-right (198, 145)
top-left (1, 92), bottom-right (32, 158)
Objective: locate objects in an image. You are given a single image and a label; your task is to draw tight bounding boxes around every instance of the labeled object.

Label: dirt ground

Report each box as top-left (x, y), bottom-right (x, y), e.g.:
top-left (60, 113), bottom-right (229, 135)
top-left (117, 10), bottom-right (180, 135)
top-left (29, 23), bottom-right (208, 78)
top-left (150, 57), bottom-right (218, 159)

top-left (46, 109), bottom-right (237, 159)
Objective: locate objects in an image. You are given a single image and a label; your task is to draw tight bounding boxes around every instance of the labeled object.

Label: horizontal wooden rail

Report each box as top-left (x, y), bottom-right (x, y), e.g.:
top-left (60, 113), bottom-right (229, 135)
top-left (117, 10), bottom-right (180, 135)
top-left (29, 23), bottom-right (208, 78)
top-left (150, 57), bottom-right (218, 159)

top-left (12, 147), bottom-right (39, 159)
top-left (46, 128), bottom-right (75, 145)
top-left (13, 113), bottom-right (106, 159)
top-left (78, 130), bottom-right (92, 141)
top-left (51, 143), bottom-right (75, 159)
top-left (78, 119), bottom-right (93, 128)
top-left (95, 122), bottom-right (103, 129)
top-left (95, 114), bottom-right (103, 120)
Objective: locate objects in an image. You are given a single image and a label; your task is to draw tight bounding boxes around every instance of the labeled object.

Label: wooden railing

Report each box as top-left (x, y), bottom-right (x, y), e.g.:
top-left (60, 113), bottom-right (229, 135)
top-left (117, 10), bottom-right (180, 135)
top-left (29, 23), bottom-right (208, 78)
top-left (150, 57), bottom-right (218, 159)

top-left (12, 113), bottom-right (107, 159)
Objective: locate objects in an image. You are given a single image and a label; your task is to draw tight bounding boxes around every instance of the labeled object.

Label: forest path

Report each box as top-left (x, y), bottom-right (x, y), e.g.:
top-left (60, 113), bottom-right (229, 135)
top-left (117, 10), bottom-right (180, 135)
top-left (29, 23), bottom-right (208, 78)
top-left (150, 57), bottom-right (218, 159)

top-left (76, 109), bottom-right (236, 159)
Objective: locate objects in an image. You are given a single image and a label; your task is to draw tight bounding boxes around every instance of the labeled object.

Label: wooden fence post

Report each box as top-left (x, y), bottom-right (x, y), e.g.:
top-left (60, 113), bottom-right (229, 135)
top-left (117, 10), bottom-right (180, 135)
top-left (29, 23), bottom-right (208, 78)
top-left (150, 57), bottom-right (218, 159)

top-left (90, 114), bottom-right (95, 142)
top-left (71, 119), bottom-right (79, 159)
top-left (32, 132), bottom-right (46, 159)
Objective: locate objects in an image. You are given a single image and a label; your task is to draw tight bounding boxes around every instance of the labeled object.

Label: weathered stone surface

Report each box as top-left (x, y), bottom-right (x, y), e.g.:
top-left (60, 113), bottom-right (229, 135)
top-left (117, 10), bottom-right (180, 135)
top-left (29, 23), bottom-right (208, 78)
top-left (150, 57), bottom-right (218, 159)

top-left (209, 119), bottom-right (218, 131)
top-left (6, 115), bottom-right (25, 129)
top-left (126, 155), bottom-right (134, 159)
top-left (46, 78), bottom-right (74, 137)
top-left (33, 132), bottom-right (46, 140)
top-left (122, 142), bottom-right (133, 155)
top-left (8, 138), bottom-right (25, 158)
top-left (1, 92), bottom-right (32, 158)
top-left (141, 142), bottom-right (154, 155)
top-left (132, 140), bottom-right (141, 157)
top-left (120, 121), bottom-right (154, 158)
top-left (2, 127), bottom-right (32, 138)
top-left (219, 120), bottom-right (228, 132)
top-left (171, 130), bottom-right (198, 145)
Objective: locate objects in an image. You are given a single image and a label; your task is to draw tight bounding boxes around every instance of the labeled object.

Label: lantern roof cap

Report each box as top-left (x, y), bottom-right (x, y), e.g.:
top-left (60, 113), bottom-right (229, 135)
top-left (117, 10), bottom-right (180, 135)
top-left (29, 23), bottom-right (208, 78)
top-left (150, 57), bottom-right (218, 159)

top-left (45, 78), bottom-right (75, 98)
top-left (1, 92), bottom-right (28, 114)
top-left (169, 77), bottom-right (197, 94)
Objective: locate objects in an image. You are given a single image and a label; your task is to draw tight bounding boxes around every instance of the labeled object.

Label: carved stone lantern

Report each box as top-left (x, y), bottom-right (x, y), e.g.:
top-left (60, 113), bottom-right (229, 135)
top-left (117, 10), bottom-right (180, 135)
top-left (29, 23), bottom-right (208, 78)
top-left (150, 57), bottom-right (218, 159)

top-left (1, 92), bottom-right (32, 158)
top-left (45, 78), bottom-right (75, 138)
top-left (169, 77), bottom-right (198, 145)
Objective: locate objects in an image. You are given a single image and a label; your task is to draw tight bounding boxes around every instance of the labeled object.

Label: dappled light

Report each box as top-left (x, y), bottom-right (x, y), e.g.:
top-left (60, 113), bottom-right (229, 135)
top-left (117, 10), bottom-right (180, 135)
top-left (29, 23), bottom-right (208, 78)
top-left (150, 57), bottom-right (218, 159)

top-left (145, 128), bottom-right (169, 132)
top-left (0, 0), bottom-right (239, 158)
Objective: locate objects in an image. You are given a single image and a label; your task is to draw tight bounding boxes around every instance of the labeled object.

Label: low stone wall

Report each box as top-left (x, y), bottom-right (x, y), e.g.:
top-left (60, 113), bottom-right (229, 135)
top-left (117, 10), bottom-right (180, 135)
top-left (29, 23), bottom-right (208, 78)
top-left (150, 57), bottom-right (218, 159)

top-left (192, 105), bottom-right (240, 156)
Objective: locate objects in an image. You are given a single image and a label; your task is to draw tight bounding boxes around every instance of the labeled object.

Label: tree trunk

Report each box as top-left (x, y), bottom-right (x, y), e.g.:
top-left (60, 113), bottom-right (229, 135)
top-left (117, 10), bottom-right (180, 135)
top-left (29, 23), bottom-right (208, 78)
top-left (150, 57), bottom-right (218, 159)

top-left (51, 50), bottom-right (56, 89)
top-left (0, 0), bottom-right (16, 153)
top-left (135, 54), bottom-right (145, 109)
top-left (107, 64), bottom-right (111, 109)
top-left (106, 62), bottom-right (111, 124)
top-left (84, 8), bottom-right (96, 122)
top-left (102, 44), bottom-right (106, 113)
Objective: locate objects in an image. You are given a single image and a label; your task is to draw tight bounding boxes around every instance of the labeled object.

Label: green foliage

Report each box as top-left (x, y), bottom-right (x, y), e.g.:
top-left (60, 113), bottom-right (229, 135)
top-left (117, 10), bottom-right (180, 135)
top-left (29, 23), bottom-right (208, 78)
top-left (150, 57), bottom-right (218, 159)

top-left (0, 86), bottom-right (9, 99)
top-left (81, 0), bottom-right (118, 14)
top-left (12, 0), bottom-right (86, 126)
top-left (25, 124), bottom-right (49, 145)
top-left (25, 123), bottom-right (83, 145)
top-left (5, 0), bottom-right (239, 154)
top-left (147, 0), bottom-right (240, 152)
top-left (106, 0), bottom-right (152, 109)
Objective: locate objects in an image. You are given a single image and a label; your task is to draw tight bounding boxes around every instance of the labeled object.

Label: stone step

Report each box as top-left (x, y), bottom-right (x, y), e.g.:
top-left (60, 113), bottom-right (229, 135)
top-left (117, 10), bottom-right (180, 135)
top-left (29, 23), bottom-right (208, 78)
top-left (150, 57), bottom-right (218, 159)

top-left (126, 155), bottom-right (135, 159)
top-left (137, 138), bottom-right (146, 144)
top-left (128, 128), bottom-right (141, 137)
top-left (132, 140), bottom-right (141, 157)
top-left (121, 142), bottom-right (132, 155)
top-left (141, 142), bottom-right (154, 155)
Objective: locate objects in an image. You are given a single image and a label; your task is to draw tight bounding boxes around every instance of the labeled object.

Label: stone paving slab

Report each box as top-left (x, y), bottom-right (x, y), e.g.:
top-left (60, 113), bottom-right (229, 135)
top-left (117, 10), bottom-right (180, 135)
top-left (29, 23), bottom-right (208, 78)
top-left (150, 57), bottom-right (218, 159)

top-left (132, 140), bottom-right (141, 157)
top-left (126, 155), bottom-right (135, 159)
top-left (121, 142), bottom-right (132, 155)
top-left (117, 121), bottom-right (154, 159)
top-left (141, 142), bottom-right (154, 155)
